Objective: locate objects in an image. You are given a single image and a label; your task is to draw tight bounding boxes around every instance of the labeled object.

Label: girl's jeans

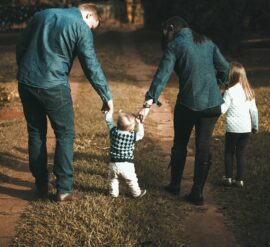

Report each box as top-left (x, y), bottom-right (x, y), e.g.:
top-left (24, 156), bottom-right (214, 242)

top-left (18, 83), bottom-right (74, 194)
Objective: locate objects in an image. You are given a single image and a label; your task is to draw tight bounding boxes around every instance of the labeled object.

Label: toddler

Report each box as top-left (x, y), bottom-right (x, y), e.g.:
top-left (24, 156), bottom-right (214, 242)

top-left (221, 62), bottom-right (258, 187)
top-left (105, 111), bottom-right (146, 197)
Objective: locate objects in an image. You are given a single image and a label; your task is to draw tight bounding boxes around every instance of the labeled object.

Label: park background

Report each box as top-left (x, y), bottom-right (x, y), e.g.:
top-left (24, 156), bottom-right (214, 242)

top-left (0, 0), bottom-right (269, 246)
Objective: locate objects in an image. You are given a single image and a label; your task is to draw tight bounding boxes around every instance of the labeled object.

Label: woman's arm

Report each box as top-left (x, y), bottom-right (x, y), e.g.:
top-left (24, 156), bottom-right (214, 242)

top-left (213, 45), bottom-right (230, 85)
top-left (145, 45), bottom-right (177, 104)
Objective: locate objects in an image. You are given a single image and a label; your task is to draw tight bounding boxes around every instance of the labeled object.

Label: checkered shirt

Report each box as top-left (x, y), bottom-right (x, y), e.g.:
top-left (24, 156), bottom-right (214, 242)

top-left (105, 112), bottom-right (144, 162)
top-left (110, 127), bottom-right (136, 162)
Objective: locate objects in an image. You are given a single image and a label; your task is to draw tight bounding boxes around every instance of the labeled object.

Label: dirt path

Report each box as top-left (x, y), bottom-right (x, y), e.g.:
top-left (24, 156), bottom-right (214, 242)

top-left (0, 58), bottom-right (81, 246)
top-left (121, 31), bottom-right (239, 246)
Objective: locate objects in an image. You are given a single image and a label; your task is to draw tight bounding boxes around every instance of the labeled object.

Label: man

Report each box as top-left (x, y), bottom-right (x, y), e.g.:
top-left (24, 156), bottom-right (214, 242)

top-left (16, 3), bottom-right (113, 202)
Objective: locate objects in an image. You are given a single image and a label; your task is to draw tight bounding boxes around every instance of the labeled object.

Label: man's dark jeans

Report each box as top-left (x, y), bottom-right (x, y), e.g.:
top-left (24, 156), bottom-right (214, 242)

top-left (169, 104), bottom-right (220, 189)
top-left (18, 83), bottom-right (74, 194)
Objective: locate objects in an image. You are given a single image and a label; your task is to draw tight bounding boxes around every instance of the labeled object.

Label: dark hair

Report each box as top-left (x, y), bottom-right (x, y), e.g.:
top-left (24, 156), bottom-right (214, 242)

top-left (161, 16), bottom-right (207, 49)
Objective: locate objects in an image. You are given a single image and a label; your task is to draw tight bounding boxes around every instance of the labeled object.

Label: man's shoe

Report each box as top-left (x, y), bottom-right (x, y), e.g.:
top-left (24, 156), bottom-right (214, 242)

top-left (133, 189), bottom-right (147, 198)
top-left (56, 191), bottom-right (85, 202)
top-left (164, 184), bottom-right (180, 195)
top-left (185, 193), bottom-right (204, 205)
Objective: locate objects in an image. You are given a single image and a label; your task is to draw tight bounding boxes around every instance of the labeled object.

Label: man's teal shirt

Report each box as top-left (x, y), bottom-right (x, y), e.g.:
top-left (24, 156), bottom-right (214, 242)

top-left (146, 28), bottom-right (230, 111)
top-left (16, 7), bottom-right (112, 102)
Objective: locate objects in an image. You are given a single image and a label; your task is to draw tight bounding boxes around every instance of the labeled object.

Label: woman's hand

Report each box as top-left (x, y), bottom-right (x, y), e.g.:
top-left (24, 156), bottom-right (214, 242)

top-left (138, 107), bottom-right (150, 123)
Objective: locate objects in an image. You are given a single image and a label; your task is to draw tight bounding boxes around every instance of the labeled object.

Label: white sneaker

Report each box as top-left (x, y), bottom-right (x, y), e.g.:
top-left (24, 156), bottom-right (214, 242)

top-left (233, 180), bottom-right (244, 187)
top-left (133, 189), bottom-right (147, 198)
top-left (222, 176), bottom-right (232, 186)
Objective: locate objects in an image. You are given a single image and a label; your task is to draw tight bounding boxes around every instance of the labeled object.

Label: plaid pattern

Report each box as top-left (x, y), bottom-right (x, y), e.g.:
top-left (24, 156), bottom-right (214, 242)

top-left (110, 127), bottom-right (137, 162)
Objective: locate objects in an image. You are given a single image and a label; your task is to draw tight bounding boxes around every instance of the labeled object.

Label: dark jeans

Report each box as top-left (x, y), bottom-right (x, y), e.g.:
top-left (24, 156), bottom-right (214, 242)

top-left (224, 132), bottom-right (250, 180)
top-left (170, 104), bottom-right (220, 193)
top-left (18, 83), bottom-right (74, 194)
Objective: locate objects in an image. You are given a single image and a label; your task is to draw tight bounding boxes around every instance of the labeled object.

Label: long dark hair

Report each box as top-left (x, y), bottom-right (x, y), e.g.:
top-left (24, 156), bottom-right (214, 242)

top-left (161, 16), bottom-right (207, 50)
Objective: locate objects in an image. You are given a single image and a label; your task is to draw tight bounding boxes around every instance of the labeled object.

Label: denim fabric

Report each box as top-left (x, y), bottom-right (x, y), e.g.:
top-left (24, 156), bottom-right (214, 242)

top-left (18, 83), bottom-right (74, 194)
top-left (16, 7), bottom-right (112, 102)
top-left (146, 28), bottom-right (230, 111)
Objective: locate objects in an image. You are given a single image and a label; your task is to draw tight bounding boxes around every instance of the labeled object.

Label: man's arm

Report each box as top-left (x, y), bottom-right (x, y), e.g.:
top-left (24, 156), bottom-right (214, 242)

top-left (16, 18), bottom-right (34, 66)
top-left (76, 25), bottom-right (112, 103)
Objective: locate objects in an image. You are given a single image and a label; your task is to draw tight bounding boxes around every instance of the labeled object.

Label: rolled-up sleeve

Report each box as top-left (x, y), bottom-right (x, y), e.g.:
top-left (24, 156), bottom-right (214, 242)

top-left (77, 25), bottom-right (112, 102)
top-left (145, 45), bottom-right (176, 103)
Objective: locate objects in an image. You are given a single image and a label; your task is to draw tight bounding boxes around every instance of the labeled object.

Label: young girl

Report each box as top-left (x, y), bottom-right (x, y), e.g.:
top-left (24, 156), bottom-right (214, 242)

top-left (104, 111), bottom-right (146, 198)
top-left (221, 62), bottom-right (259, 187)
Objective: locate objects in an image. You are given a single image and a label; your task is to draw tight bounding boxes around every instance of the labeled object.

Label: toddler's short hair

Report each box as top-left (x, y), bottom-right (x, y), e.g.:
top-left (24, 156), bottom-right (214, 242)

top-left (117, 112), bottom-right (136, 131)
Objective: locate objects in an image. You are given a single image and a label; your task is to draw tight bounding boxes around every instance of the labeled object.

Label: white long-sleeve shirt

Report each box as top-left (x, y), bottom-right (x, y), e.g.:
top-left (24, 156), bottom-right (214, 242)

top-left (221, 83), bottom-right (259, 133)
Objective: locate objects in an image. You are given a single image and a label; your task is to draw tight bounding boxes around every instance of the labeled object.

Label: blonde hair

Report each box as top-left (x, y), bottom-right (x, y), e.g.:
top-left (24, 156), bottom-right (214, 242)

top-left (78, 3), bottom-right (100, 20)
top-left (117, 112), bottom-right (136, 131)
top-left (228, 62), bottom-right (255, 101)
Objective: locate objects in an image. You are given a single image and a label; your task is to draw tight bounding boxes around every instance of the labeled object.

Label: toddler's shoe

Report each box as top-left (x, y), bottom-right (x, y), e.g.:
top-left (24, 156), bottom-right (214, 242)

top-left (222, 176), bottom-right (232, 186)
top-left (233, 180), bottom-right (244, 188)
top-left (134, 189), bottom-right (147, 198)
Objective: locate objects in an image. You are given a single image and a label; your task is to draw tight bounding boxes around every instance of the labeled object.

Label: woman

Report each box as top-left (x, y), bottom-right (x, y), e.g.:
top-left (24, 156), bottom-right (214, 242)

top-left (139, 16), bottom-right (229, 205)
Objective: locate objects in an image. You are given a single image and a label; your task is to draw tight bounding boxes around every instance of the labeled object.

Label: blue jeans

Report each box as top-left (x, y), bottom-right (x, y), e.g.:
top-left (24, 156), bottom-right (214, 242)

top-left (18, 83), bottom-right (74, 194)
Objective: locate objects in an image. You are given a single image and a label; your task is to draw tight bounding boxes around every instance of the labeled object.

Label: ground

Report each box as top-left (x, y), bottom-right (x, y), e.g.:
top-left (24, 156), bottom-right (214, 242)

top-left (0, 26), bottom-right (269, 246)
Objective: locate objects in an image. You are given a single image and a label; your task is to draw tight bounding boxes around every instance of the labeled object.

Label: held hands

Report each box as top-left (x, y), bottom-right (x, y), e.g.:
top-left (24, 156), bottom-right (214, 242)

top-left (137, 99), bottom-right (153, 123)
top-left (101, 99), bottom-right (113, 115)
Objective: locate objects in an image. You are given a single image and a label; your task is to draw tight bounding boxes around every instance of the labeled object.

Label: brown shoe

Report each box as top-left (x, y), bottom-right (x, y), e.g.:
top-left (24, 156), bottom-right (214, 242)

top-left (56, 191), bottom-right (85, 202)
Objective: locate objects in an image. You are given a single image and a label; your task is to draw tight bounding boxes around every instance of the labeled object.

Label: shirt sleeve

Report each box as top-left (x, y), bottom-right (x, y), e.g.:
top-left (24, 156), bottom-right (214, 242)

top-left (249, 99), bottom-right (259, 130)
top-left (16, 17), bottom-right (34, 66)
top-left (77, 25), bottom-right (112, 102)
top-left (145, 44), bottom-right (176, 104)
top-left (135, 123), bottom-right (144, 141)
top-left (213, 44), bottom-right (230, 85)
top-left (221, 90), bottom-right (231, 114)
top-left (105, 112), bottom-right (115, 130)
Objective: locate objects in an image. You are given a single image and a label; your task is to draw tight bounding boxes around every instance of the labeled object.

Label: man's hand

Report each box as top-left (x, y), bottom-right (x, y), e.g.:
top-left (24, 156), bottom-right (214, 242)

top-left (101, 99), bottom-right (113, 114)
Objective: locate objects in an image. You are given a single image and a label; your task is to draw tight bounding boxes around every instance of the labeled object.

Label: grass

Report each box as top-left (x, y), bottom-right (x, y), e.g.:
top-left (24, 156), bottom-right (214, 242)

top-left (135, 27), bottom-right (270, 246)
top-left (0, 30), bottom-right (191, 246)
top-left (10, 81), bottom-right (190, 246)
top-left (161, 65), bottom-right (270, 247)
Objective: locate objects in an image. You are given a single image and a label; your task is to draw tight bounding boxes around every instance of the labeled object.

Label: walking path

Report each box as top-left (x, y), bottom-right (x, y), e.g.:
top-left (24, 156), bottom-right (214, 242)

top-left (0, 56), bottom-right (81, 247)
top-left (0, 30), bottom-right (239, 246)
top-left (122, 30), bottom-right (239, 247)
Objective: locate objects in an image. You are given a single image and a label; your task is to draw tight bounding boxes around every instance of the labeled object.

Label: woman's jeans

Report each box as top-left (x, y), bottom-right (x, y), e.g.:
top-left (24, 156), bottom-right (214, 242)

top-left (18, 83), bottom-right (74, 194)
top-left (224, 132), bottom-right (250, 180)
top-left (170, 104), bottom-right (220, 195)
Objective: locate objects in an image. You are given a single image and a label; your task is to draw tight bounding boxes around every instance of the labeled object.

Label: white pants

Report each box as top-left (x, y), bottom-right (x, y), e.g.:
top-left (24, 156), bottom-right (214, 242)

top-left (108, 162), bottom-right (141, 197)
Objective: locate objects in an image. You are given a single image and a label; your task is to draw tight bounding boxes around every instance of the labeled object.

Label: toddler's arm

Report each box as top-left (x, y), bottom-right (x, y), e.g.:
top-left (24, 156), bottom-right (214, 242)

top-left (105, 112), bottom-right (115, 130)
top-left (221, 90), bottom-right (231, 114)
top-left (249, 99), bottom-right (259, 132)
top-left (135, 122), bottom-right (144, 141)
